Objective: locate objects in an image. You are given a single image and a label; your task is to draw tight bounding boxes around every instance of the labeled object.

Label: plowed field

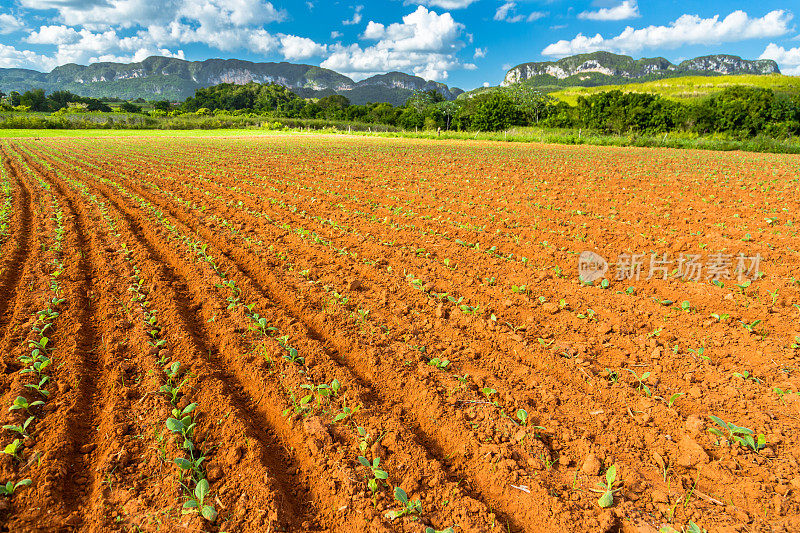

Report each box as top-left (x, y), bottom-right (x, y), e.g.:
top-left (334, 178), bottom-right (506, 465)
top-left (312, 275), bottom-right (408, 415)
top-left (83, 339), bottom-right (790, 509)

top-left (0, 135), bottom-right (798, 533)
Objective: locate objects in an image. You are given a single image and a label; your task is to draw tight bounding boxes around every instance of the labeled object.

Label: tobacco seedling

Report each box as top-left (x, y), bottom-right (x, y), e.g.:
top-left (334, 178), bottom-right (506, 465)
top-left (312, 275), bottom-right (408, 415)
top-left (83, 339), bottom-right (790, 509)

top-left (277, 337), bottom-right (304, 365)
top-left (428, 358), bottom-right (450, 370)
top-left (426, 528), bottom-right (455, 533)
top-left (680, 301), bottom-right (693, 312)
top-left (791, 337), bottom-right (800, 350)
top-left (161, 363), bottom-right (190, 405)
top-left (627, 370), bottom-right (651, 397)
top-left (182, 478), bottom-right (217, 521)
top-left (707, 415), bottom-right (765, 451)
top-left (774, 387), bottom-right (791, 405)
top-left (3, 439), bottom-right (23, 461)
top-left (10, 396), bottom-right (44, 413)
top-left (0, 479), bottom-right (31, 496)
top-left (735, 280), bottom-right (751, 293)
top-left (3, 416), bottom-right (34, 438)
top-left (741, 320), bottom-right (762, 334)
top-left (517, 409), bottom-right (528, 426)
top-left (358, 456), bottom-right (388, 493)
top-left (733, 370), bottom-right (761, 384)
top-left (166, 403), bottom-right (198, 452)
top-left (590, 464), bottom-right (621, 508)
top-left (385, 486), bottom-right (422, 520)
top-left (25, 376), bottom-right (50, 398)
top-left (667, 393), bottom-right (684, 408)
top-left (710, 313), bottom-right (729, 322)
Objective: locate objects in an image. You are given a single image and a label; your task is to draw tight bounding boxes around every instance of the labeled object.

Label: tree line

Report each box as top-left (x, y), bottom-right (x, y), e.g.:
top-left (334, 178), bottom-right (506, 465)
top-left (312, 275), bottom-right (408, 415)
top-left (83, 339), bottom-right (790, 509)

top-left (3, 82), bottom-right (800, 138)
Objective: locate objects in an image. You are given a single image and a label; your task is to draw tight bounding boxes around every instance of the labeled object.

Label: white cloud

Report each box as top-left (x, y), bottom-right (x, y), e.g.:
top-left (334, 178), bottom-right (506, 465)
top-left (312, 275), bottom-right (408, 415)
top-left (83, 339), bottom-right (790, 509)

top-left (408, 0), bottom-right (478, 8)
top-left (280, 35), bottom-right (327, 60)
top-left (343, 5), bottom-right (364, 26)
top-left (543, 9), bottom-right (793, 57)
top-left (19, 0), bottom-right (285, 30)
top-left (494, 2), bottom-right (543, 23)
top-left (322, 6), bottom-right (468, 80)
top-left (0, 13), bottom-right (25, 34)
top-left (494, 3), bottom-right (517, 22)
top-left (0, 43), bottom-right (52, 69)
top-left (578, 1), bottom-right (640, 22)
top-left (760, 43), bottom-right (800, 76)
top-left (474, 47), bottom-right (487, 58)
top-left (331, 30), bottom-right (343, 39)
top-left (26, 25), bottom-right (81, 45)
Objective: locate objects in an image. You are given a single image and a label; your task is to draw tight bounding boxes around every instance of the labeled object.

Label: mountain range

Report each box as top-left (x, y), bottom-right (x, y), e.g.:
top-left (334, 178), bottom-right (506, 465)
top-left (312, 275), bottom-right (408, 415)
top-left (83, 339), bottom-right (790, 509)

top-left (502, 52), bottom-right (780, 88)
top-left (0, 56), bottom-right (463, 106)
top-left (0, 52), bottom-right (785, 105)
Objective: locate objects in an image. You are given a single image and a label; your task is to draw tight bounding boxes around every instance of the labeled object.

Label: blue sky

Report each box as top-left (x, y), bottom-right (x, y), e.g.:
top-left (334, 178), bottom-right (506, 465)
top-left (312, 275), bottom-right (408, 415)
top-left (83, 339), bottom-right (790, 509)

top-left (0, 1), bottom-right (798, 90)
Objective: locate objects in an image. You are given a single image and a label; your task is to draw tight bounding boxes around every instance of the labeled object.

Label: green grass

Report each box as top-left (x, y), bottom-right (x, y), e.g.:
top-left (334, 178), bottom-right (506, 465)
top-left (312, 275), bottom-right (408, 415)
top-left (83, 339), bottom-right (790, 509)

top-left (3, 124), bottom-right (799, 155)
top-left (552, 74), bottom-right (800, 105)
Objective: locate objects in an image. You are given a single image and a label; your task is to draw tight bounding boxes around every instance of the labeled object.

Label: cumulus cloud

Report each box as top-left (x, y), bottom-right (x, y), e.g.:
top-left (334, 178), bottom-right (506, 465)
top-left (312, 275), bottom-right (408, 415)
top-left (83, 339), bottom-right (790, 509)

top-left (578, 1), bottom-right (640, 22)
top-left (0, 13), bottom-right (25, 34)
top-left (322, 6), bottom-right (469, 80)
top-left (543, 9), bottom-right (793, 57)
top-left (474, 47), bottom-right (487, 58)
top-left (280, 35), bottom-right (327, 60)
top-left (760, 43), bottom-right (800, 76)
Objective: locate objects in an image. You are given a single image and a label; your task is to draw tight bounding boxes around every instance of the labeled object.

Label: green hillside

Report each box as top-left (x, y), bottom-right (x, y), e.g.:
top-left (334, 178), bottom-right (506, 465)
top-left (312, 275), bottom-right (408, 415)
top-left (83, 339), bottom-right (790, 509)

top-left (551, 74), bottom-right (800, 105)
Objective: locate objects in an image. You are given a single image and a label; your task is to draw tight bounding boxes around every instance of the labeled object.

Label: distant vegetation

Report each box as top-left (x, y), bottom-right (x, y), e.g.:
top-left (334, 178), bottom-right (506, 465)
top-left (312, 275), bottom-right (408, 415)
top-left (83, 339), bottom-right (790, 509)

top-left (2, 80), bottom-right (800, 152)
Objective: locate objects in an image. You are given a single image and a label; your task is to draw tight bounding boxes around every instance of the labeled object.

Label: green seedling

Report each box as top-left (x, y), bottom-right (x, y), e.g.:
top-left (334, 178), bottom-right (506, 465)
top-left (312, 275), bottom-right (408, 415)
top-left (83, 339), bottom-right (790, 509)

top-left (25, 376), bottom-right (50, 398)
top-left (590, 464), bottom-right (621, 508)
top-left (166, 403), bottom-right (198, 452)
top-left (182, 478), bottom-right (217, 521)
top-left (331, 379), bottom-right (341, 395)
top-left (481, 387), bottom-right (496, 399)
top-left (385, 486), bottom-right (422, 520)
top-left (516, 409), bottom-right (528, 426)
top-left (0, 479), bottom-right (31, 496)
top-left (767, 289), bottom-right (779, 306)
top-left (792, 337), bottom-right (800, 350)
top-left (2, 416), bottom-right (34, 438)
top-left (358, 456), bottom-right (388, 493)
top-left (601, 368), bottom-right (619, 383)
top-left (426, 528), bottom-right (455, 533)
top-left (667, 393), bottom-right (684, 408)
top-left (428, 358), bottom-right (450, 370)
top-left (736, 280), bottom-right (751, 293)
top-left (733, 370), bottom-right (761, 384)
top-left (278, 339), bottom-right (304, 365)
top-left (627, 370), bottom-right (651, 397)
top-left (774, 387), bottom-right (791, 405)
top-left (712, 279), bottom-right (725, 288)
top-left (3, 439), bottom-right (23, 460)
top-left (332, 402), bottom-right (360, 423)
top-left (511, 284), bottom-right (527, 294)
top-left (680, 301), bottom-right (693, 312)
top-left (740, 320), bottom-right (762, 334)
top-left (710, 313), bottom-right (729, 322)
top-left (708, 415), bottom-right (765, 451)
top-left (161, 363), bottom-right (190, 405)
top-left (10, 396), bottom-right (44, 413)
top-left (249, 314), bottom-right (277, 336)
top-left (625, 286), bottom-right (635, 295)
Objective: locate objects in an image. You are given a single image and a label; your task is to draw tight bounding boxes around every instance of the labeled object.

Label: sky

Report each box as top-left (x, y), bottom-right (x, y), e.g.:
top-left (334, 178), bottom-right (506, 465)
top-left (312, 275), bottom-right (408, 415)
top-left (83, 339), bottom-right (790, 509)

top-left (0, 1), bottom-right (799, 90)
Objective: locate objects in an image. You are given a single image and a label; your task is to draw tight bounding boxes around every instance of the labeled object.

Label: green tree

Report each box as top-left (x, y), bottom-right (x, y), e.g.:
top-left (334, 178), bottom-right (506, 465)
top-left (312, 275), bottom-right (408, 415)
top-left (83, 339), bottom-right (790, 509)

top-left (120, 101), bottom-right (143, 113)
top-left (471, 93), bottom-right (522, 131)
top-left (20, 89), bottom-right (47, 112)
